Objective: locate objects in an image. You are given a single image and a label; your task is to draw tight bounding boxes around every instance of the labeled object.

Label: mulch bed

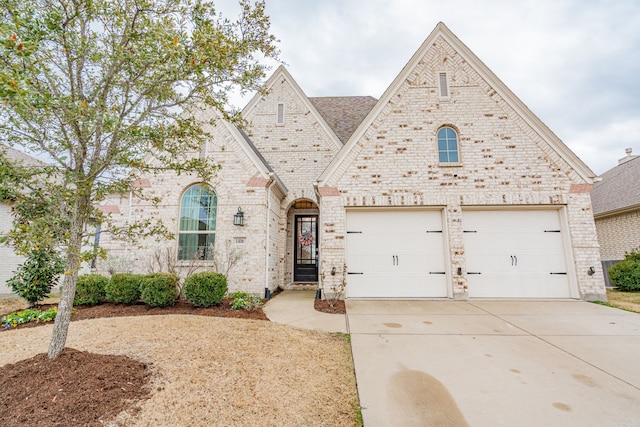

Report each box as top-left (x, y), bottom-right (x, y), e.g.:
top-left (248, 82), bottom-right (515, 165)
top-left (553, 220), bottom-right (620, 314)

top-left (0, 348), bottom-right (151, 427)
top-left (314, 298), bottom-right (346, 314)
top-left (1, 298), bottom-right (268, 333)
top-left (1, 295), bottom-right (345, 426)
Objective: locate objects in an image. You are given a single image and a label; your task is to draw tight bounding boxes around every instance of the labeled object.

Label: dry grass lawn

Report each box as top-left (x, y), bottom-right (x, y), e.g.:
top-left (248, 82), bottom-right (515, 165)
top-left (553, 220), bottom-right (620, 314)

top-left (605, 288), bottom-right (640, 313)
top-left (0, 315), bottom-right (360, 426)
top-left (0, 293), bottom-right (61, 315)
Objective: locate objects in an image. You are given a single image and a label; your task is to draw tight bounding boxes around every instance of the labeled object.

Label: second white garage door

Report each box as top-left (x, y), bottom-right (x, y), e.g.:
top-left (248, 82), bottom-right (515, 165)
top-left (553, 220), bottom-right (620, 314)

top-left (462, 209), bottom-right (573, 298)
top-left (346, 210), bottom-right (447, 298)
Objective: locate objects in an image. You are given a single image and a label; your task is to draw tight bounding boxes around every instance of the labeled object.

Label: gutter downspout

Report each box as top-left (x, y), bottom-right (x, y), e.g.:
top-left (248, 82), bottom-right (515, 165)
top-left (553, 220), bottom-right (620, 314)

top-left (124, 190), bottom-right (132, 259)
top-left (264, 173), bottom-right (276, 299)
top-left (312, 182), bottom-right (322, 299)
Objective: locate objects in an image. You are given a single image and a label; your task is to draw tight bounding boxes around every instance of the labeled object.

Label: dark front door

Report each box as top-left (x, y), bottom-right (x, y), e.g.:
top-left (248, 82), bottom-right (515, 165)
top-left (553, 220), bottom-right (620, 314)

top-left (294, 215), bottom-right (318, 282)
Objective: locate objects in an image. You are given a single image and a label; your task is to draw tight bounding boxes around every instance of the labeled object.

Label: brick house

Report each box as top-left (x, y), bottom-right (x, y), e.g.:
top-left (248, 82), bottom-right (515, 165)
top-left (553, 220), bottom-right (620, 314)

top-left (99, 22), bottom-right (606, 301)
top-left (591, 149), bottom-right (640, 286)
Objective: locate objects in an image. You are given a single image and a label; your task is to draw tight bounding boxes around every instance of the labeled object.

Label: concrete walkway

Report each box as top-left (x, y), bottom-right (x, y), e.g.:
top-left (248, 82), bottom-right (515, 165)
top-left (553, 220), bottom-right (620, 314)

top-left (263, 290), bottom-right (347, 333)
top-left (347, 300), bottom-right (640, 427)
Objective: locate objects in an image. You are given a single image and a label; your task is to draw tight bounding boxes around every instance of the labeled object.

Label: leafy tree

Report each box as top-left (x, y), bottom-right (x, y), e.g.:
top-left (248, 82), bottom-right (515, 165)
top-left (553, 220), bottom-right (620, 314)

top-left (0, 0), bottom-right (278, 358)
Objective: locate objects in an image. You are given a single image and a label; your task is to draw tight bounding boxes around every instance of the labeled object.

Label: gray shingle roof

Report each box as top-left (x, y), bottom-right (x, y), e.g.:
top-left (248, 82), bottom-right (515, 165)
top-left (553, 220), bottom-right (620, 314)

top-left (235, 127), bottom-right (289, 193)
top-left (308, 96), bottom-right (378, 144)
top-left (591, 155), bottom-right (640, 216)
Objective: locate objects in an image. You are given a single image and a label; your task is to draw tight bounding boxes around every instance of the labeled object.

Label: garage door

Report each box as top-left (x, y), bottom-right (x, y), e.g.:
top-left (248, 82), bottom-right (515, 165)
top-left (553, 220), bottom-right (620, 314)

top-left (462, 209), bottom-right (572, 298)
top-left (346, 210), bottom-right (447, 298)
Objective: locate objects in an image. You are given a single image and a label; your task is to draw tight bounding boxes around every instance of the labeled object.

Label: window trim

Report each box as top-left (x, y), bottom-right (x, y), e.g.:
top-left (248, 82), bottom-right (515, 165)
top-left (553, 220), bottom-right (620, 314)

top-left (437, 72), bottom-right (450, 99)
top-left (276, 102), bottom-right (285, 126)
top-left (177, 184), bottom-right (217, 261)
top-left (436, 126), bottom-right (461, 165)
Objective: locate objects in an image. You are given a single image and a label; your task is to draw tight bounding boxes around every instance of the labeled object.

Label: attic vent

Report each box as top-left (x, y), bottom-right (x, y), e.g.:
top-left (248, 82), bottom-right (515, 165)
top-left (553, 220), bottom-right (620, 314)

top-left (277, 103), bottom-right (285, 125)
top-left (438, 73), bottom-right (449, 97)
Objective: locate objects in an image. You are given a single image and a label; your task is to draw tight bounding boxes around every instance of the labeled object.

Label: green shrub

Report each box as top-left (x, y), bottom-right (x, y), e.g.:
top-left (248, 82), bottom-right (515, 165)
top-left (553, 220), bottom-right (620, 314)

top-left (184, 272), bottom-right (227, 308)
top-left (74, 274), bottom-right (108, 306)
top-left (609, 259), bottom-right (640, 292)
top-left (140, 273), bottom-right (179, 307)
top-left (7, 247), bottom-right (65, 307)
top-left (229, 291), bottom-right (263, 311)
top-left (106, 273), bottom-right (143, 304)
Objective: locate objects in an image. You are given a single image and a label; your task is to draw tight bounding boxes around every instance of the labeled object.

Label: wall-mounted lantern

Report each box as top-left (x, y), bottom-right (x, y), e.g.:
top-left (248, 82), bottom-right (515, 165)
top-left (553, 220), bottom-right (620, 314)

top-left (587, 266), bottom-right (595, 276)
top-left (233, 207), bottom-right (244, 226)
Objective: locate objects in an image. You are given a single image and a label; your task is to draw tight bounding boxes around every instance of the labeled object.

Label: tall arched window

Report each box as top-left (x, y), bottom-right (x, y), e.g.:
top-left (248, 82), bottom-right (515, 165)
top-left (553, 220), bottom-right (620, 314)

top-left (178, 184), bottom-right (217, 260)
top-left (437, 127), bottom-right (459, 163)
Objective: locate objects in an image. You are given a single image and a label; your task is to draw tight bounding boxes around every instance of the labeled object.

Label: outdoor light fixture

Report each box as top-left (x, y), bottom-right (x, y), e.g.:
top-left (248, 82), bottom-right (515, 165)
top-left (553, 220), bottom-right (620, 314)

top-left (587, 266), bottom-right (595, 276)
top-left (233, 207), bottom-right (244, 226)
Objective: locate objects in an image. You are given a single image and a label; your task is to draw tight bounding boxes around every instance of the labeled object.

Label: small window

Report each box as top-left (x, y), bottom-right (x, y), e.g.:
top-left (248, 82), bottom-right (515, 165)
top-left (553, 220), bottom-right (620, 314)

top-left (437, 127), bottom-right (459, 163)
top-left (438, 72), bottom-right (449, 97)
top-left (277, 103), bottom-right (285, 125)
top-left (178, 185), bottom-right (217, 260)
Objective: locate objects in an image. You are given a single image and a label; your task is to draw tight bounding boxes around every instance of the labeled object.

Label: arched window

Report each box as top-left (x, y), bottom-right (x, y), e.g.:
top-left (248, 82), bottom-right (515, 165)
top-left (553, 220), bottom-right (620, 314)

top-left (178, 185), bottom-right (217, 260)
top-left (437, 127), bottom-right (459, 163)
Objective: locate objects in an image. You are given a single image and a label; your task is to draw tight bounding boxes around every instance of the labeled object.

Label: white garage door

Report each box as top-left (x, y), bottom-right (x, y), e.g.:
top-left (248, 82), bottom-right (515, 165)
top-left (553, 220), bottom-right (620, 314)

top-left (462, 209), bottom-right (572, 298)
top-left (346, 210), bottom-right (447, 298)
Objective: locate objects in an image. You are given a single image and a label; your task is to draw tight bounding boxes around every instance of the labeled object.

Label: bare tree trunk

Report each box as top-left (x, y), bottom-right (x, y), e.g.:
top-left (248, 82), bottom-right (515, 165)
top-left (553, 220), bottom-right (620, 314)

top-left (48, 272), bottom-right (77, 358)
top-left (48, 199), bottom-right (86, 359)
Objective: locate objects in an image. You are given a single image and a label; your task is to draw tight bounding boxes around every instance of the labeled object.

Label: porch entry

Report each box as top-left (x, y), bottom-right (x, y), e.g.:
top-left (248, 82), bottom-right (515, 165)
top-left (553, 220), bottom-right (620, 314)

top-left (294, 215), bottom-right (318, 282)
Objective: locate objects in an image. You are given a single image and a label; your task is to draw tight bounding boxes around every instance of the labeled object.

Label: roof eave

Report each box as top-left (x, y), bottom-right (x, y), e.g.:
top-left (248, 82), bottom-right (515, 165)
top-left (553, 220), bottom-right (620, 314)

top-left (594, 203), bottom-right (640, 219)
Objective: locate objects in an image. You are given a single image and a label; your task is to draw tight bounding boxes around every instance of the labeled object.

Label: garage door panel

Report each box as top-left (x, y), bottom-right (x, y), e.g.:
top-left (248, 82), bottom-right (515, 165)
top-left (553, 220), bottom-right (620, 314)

top-left (346, 210), bottom-right (447, 298)
top-left (463, 209), bottom-right (571, 299)
top-left (467, 272), bottom-right (570, 298)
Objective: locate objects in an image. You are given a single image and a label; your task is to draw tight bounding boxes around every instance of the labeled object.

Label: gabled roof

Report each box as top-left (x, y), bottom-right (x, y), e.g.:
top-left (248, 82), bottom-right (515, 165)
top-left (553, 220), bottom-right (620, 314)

top-left (317, 22), bottom-right (597, 185)
top-left (1, 145), bottom-right (44, 166)
top-left (308, 96), bottom-right (378, 144)
top-left (242, 65), bottom-right (344, 151)
top-left (592, 155), bottom-right (640, 217)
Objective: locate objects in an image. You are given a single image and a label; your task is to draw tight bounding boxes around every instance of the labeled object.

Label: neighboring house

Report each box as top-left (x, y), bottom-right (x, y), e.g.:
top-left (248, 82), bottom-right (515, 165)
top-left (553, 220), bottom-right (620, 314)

top-left (591, 148), bottom-right (640, 286)
top-left (99, 22), bottom-right (606, 301)
top-left (0, 146), bottom-right (44, 295)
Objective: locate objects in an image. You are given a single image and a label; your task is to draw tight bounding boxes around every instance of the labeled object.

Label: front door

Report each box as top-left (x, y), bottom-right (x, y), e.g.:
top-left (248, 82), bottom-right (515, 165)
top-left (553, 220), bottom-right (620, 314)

top-left (294, 215), bottom-right (318, 282)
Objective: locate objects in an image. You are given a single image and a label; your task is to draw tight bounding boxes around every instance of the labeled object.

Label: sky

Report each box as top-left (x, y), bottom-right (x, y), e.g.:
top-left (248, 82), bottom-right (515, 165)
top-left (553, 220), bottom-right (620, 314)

top-left (220, 0), bottom-right (640, 176)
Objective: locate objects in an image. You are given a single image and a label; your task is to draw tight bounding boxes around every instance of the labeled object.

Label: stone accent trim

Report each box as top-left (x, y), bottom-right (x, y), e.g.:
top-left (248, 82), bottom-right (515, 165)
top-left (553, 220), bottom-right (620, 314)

top-left (318, 186), bottom-right (340, 197)
top-left (570, 184), bottom-right (592, 193)
top-left (131, 178), bottom-right (152, 188)
top-left (100, 205), bottom-right (121, 214)
top-left (247, 176), bottom-right (269, 187)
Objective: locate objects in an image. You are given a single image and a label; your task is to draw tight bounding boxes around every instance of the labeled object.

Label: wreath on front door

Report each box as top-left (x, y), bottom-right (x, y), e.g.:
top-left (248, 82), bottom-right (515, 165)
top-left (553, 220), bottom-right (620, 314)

top-left (299, 231), bottom-right (313, 246)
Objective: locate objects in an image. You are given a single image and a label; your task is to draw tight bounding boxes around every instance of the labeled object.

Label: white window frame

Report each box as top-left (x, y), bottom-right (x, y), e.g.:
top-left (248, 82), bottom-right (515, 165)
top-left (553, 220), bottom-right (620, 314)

top-left (437, 72), bottom-right (450, 99)
top-left (177, 184), bottom-right (217, 261)
top-left (276, 103), bottom-right (285, 126)
top-left (437, 126), bottom-right (461, 165)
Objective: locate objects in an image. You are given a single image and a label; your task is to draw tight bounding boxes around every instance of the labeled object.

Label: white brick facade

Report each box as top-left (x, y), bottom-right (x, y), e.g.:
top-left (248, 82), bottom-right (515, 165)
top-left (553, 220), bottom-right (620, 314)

top-left (317, 25), bottom-right (605, 301)
top-left (99, 116), bottom-right (285, 295)
top-left (98, 23), bottom-right (605, 301)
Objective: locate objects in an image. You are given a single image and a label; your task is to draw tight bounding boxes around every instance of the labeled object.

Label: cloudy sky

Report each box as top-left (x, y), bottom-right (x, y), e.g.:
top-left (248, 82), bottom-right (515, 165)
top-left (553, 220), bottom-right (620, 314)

top-left (222, 0), bottom-right (640, 175)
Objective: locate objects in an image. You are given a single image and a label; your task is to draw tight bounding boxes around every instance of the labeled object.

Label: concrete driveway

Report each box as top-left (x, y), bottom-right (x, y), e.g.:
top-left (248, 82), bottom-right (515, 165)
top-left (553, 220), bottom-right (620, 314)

top-left (346, 300), bottom-right (640, 427)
